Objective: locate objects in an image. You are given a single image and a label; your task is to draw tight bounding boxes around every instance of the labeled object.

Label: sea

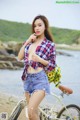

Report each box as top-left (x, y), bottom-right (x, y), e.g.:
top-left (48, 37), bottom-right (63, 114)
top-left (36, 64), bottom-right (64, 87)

top-left (0, 49), bottom-right (80, 106)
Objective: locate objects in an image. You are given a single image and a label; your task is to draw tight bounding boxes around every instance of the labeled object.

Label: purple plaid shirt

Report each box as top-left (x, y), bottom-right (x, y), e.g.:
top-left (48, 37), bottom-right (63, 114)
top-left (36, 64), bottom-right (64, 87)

top-left (22, 38), bottom-right (56, 80)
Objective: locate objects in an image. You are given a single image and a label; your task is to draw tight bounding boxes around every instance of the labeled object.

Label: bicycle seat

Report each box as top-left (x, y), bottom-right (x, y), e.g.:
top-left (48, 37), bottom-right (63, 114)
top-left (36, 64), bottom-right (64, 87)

top-left (58, 85), bottom-right (73, 94)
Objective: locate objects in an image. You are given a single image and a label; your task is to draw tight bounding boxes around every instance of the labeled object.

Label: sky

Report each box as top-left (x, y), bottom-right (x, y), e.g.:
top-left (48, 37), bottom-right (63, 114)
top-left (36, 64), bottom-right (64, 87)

top-left (0, 0), bottom-right (80, 30)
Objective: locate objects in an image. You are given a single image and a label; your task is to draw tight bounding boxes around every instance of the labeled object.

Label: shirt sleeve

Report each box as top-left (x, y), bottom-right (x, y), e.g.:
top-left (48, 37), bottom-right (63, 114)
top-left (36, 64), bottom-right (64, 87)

top-left (44, 43), bottom-right (56, 71)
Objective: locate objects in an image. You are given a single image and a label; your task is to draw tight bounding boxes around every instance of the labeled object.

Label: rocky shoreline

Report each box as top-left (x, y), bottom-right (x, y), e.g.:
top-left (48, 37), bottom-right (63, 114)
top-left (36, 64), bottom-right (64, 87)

top-left (0, 41), bottom-right (24, 69)
top-left (0, 41), bottom-right (80, 69)
top-left (56, 43), bottom-right (80, 51)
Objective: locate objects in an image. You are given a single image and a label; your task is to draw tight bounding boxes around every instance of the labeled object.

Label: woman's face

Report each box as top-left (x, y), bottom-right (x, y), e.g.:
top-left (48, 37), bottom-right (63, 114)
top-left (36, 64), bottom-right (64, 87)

top-left (33, 18), bottom-right (45, 37)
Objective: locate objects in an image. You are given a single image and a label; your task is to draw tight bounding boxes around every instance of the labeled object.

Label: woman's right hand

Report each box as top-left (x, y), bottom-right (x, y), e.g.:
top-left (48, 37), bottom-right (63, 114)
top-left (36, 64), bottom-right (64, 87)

top-left (18, 33), bottom-right (37, 60)
top-left (25, 33), bottom-right (37, 45)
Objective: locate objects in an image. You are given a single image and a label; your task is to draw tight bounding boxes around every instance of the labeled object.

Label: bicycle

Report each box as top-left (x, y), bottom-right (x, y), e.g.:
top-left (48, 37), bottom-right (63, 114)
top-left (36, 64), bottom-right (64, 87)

top-left (8, 85), bottom-right (80, 120)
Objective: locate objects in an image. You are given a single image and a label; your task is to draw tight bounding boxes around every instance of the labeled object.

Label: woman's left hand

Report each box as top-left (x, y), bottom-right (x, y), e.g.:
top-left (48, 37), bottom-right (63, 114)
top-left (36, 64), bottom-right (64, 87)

top-left (32, 52), bottom-right (49, 66)
top-left (32, 53), bottom-right (41, 62)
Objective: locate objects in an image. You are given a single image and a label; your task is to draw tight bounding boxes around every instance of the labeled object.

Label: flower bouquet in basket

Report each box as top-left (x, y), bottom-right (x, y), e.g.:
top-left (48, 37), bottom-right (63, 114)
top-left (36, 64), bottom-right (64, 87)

top-left (46, 66), bottom-right (61, 87)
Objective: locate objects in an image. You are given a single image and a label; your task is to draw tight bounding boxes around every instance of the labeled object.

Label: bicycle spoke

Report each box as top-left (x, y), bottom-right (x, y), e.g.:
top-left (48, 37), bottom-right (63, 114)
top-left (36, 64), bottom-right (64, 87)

top-left (57, 105), bottom-right (80, 120)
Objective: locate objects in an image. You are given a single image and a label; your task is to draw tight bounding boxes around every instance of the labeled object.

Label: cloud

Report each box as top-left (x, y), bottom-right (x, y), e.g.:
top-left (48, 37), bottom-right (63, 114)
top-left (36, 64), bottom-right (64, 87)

top-left (0, 0), bottom-right (80, 30)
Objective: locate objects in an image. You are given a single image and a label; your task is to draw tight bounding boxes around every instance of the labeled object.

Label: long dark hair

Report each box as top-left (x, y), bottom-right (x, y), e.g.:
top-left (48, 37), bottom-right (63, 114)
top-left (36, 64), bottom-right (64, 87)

top-left (32, 15), bottom-right (54, 42)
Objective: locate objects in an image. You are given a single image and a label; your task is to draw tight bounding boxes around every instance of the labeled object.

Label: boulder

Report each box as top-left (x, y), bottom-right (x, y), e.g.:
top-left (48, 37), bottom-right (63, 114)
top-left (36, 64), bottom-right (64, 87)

top-left (0, 41), bottom-right (24, 69)
top-left (6, 41), bottom-right (22, 55)
top-left (0, 41), bottom-right (8, 49)
top-left (0, 41), bottom-right (22, 55)
top-left (0, 55), bottom-right (24, 69)
top-left (0, 49), bottom-right (9, 56)
top-left (0, 55), bottom-right (17, 61)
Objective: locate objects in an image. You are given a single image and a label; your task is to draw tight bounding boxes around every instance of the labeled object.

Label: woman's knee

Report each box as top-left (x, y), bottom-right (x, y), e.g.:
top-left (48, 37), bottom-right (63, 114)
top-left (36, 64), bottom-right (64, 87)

top-left (28, 106), bottom-right (38, 119)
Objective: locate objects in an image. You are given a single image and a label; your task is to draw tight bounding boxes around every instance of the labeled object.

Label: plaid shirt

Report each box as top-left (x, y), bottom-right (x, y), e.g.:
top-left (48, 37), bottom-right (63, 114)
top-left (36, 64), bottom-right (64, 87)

top-left (22, 38), bottom-right (56, 80)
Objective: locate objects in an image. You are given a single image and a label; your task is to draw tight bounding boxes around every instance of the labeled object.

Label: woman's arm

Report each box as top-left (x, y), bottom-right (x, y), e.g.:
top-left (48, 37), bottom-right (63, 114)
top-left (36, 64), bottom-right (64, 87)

top-left (32, 43), bottom-right (56, 68)
top-left (18, 39), bottom-right (30, 60)
top-left (44, 44), bottom-right (56, 71)
top-left (32, 43), bottom-right (56, 70)
top-left (18, 33), bottom-right (37, 60)
top-left (39, 57), bottom-right (49, 66)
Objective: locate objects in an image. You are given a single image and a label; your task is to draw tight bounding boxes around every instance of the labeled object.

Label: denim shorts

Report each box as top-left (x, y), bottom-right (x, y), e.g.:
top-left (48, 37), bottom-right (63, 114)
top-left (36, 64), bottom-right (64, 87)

top-left (23, 70), bottom-right (50, 94)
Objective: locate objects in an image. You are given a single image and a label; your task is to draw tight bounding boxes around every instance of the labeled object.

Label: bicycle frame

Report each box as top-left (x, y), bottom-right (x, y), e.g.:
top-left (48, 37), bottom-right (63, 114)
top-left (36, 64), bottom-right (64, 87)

top-left (8, 93), bottom-right (65, 120)
top-left (39, 92), bottom-right (73, 120)
top-left (8, 90), bottom-right (75, 120)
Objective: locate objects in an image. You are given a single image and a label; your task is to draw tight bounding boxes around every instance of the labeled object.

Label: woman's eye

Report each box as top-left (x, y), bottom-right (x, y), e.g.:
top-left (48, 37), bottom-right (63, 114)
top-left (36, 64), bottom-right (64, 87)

top-left (34, 24), bottom-right (42, 28)
top-left (39, 24), bottom-right (41, 27)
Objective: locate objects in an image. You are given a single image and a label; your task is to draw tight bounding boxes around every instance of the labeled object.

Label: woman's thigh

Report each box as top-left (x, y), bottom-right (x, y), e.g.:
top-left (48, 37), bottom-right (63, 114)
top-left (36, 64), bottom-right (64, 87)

top-left (28, 90), bottom-right (45, 110)
top-left (25, 92), bottom-right (31, 104)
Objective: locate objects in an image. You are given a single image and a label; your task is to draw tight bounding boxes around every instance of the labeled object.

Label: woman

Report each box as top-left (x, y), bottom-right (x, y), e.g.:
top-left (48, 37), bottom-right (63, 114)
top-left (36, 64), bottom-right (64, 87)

top-left (18, 15), bottom-right (56, 120)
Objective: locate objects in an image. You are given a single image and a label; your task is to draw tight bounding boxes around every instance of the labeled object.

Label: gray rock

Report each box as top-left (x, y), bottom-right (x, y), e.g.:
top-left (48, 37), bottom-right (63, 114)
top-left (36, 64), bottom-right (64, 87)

top-left (0, 49), bottom-right (9, 56)
top-left (0, 55), bottom-right (23, 69)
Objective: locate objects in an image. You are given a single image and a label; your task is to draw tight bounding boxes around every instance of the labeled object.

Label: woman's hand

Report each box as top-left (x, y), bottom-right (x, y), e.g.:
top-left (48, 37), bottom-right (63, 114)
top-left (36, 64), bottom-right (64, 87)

top-left (32, 53), bottom-right (49, 66)
top-left (27, 33), bottom-right (37, 44)
top-left (18, 33), bottom-right (37, 61)
top-left (32, 53), bottom-right (41, 62)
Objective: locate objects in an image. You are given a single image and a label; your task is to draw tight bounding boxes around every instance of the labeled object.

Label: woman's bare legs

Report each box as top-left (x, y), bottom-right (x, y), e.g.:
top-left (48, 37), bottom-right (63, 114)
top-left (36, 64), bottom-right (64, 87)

top-left (25, 92), bottom-right (31, 120)
top-left (25, 90), bottom-right (45, 120)
top-left (25, 92), bottom-right (31, 104)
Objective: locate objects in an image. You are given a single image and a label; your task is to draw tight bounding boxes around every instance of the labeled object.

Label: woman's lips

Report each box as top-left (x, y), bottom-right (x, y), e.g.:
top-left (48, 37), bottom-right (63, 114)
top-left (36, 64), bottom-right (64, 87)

top-left (35, 31), bottom-right (40, 34)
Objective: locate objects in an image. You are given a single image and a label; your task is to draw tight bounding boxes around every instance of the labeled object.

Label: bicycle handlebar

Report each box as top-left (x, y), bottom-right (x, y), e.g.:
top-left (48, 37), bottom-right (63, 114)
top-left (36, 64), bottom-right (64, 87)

top-left (58, 85), bottom-right (73, 94)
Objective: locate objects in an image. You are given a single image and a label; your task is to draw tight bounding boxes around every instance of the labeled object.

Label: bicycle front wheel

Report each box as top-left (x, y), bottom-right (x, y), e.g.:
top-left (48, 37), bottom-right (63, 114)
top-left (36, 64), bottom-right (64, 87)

top-left (57, 104), bottom-right (80, 120)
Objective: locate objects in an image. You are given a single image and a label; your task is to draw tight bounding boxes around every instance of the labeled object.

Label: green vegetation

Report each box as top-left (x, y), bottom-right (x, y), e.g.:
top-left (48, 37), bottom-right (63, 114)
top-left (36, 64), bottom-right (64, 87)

top-left (0, 19), bottom-right (31, 42)
top-left (51, 27), bottom-right (80, 44)
top-left (0, 19), bottom-right (80, 44)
